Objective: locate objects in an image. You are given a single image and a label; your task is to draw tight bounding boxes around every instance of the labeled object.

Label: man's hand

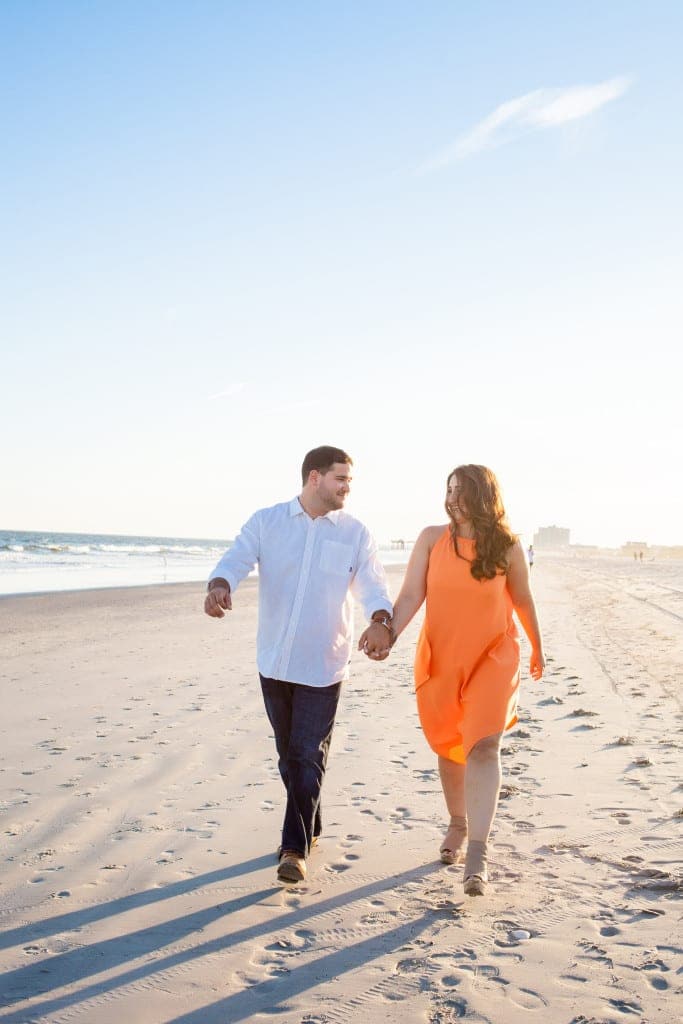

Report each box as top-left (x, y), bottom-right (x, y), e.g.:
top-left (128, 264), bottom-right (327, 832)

top-left (358, 621), bottom-right (393, 661)
top-left (204, 585), bottom-right (232, 618)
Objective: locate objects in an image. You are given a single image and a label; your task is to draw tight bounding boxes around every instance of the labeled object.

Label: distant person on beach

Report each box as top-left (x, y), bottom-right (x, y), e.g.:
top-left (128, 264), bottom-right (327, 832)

top-left (359, 464), bottom-right (544, 897)
top-left (204, 446), bottom-right (392, 884)
top-left (527, 544), bottom-right (534, 569)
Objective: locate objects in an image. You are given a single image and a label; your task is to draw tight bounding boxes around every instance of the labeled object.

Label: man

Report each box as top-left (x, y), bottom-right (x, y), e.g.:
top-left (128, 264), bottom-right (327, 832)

top-left (204, 446), bottom-right (393, 883)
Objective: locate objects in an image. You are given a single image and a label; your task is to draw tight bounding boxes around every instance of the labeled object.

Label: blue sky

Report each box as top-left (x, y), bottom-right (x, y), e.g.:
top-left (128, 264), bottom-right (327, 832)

top-left (1, 1), bottom-right (681, 546)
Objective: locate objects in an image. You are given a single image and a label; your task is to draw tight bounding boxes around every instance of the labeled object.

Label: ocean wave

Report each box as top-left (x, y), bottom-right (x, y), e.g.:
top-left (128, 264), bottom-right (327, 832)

top-left (0, 530), bottom-right (233, 593)
top-left (0, 541), bottom-right (90, 554)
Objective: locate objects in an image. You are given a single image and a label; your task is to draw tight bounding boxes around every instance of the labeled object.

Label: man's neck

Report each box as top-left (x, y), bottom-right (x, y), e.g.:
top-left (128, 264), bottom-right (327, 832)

top-left (298, 493), bottom-right (328, 519)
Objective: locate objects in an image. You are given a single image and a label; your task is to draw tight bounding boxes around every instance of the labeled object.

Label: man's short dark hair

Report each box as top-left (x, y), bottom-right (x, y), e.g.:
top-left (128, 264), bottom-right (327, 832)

top-left (301, 446), bottom-right (352, 485)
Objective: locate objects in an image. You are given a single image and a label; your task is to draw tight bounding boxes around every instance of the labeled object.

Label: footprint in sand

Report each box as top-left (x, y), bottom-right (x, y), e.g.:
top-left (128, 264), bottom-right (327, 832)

top-left (248, 947), bottom-right (291, 972)
top-left (512, 820), bottom-right (536, 832)
top-left (499, 783), bottom-right (522, 800)
top-left (641, 957), bottom-right (671, 990)
top-left (340, 833), bottom-right (363, 848)
top-left (459, 962), bottom-right (506, 987)
top-left (429, 995), bottom-right (468, 1019)
top-left (325, 861), bottom-right (352, 873)
top-left (289, 927), bottom-right (316, 949)
top-left (615, 903), bottom-right (663, 924)
top-left (438, 974), bottom-right (462, 988)
top-left (509, 987), bottom-right (548, 1010)
top-left (395, 955), bottom-right (432, 975)
top-left (557, 967), bottom-right (590, 990)
top-left (576, 939), bottom-right (613, 968)
top-left (359, 808), bottom-right (383, 821)
top-left (608, 997), bottom-right (643, 1015)
top-left (157, 850), bottom-right (181, 864)
top-left (388, 806), bottom-right (414, 829)
top-left (232, 969), bottom-right (266, 989)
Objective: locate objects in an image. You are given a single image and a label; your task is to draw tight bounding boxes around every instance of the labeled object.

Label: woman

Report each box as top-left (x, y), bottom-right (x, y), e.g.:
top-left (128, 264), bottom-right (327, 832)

top-left (361, 464), bottom-right (544, 896)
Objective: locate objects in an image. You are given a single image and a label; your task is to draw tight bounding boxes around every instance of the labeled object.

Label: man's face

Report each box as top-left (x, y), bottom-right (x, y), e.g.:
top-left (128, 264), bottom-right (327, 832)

top-left (315, 462), bottom-right (352, 511)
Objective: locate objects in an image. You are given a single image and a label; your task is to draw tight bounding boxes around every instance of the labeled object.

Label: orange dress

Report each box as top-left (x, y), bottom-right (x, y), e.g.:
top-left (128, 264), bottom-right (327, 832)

top-left (414, 529), bottom-right (520, 764)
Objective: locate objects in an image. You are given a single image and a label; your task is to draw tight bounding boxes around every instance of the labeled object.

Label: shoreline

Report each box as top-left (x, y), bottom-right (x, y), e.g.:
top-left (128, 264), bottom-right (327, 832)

top-left (0, 578), bottom-right (209, 602)
top-left (0, 563), bottom-right (410, 602)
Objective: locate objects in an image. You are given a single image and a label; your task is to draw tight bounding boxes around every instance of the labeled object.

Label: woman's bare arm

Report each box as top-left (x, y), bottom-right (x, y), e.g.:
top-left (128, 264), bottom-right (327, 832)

top-left (358, 525), bottom-right (442, 657)
top-left (506, 539), bottom-right (545, 679)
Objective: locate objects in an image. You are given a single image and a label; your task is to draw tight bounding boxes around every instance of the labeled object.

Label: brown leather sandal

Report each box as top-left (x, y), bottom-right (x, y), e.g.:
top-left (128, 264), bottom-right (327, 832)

top-left (440, 815), bottom-right (468, 865)
top-left (463, 840), bottom-right (488, 896)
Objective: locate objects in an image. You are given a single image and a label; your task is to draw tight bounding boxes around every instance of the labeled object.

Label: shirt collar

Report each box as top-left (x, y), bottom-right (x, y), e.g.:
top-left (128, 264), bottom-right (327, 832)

top-left (289, 496), bottom-right (339, 526)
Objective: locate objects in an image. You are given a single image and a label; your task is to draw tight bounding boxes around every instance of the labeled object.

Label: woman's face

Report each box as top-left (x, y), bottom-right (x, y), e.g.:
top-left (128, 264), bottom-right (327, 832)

top-left (446, 475), bottom-right (469, 523)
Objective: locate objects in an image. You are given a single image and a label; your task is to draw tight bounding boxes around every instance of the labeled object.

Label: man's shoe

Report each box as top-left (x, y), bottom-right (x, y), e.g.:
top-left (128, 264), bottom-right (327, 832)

top-left (276, 836), bottom-right (319, 860)
top-left (277, 850), bottom-right (307, 883)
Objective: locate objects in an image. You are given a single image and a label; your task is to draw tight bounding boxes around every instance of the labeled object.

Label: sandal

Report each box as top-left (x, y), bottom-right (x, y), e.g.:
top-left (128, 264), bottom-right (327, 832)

top-left (463, 839), bottom-right (488, 896)
top-left (440, 815), bottom-right (467, 865)
top-left (463, 873), bottom-right (487, 896)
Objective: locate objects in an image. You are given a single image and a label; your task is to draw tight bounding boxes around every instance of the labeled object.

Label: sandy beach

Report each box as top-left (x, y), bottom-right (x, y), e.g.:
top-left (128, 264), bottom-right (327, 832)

top-left (0, 556), bottom-right (681, 1023)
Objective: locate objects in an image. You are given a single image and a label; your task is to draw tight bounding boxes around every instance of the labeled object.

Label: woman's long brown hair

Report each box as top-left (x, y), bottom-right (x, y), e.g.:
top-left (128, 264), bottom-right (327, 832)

top-left (447, 464), bottom-right (517, 579)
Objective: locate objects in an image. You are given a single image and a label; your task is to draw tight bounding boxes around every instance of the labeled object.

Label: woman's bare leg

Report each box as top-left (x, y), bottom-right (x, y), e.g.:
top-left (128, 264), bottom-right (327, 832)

top-left (463, 732), bottom-right (503, 893)
top-left (438, 755), bottom-right (467, 864)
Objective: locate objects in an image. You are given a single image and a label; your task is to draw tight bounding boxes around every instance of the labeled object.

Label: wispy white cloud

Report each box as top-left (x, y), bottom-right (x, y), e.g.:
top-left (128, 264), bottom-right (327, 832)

top-left (206, 383), bottom-right (247, 401)
top-left (419, 75), bottom-right (632, 171)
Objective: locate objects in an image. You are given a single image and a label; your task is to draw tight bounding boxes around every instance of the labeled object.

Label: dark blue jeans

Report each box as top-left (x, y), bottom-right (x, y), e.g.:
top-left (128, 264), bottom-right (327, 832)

top-left (260, 675), bottom-right (341, 858)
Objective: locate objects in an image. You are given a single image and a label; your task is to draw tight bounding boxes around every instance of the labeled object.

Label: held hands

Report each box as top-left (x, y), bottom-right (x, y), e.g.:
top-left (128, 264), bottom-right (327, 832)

top-left (204, 585), bottom-right (232, 618)
top-left (358, 621), bottom-right (394, 661)
top-left (530, 648), bottom-right (545, 680)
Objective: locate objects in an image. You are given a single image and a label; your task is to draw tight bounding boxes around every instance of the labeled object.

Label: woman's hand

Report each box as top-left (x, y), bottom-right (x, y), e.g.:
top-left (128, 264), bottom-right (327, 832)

top-left (530, 648), bottom-right (545, 680)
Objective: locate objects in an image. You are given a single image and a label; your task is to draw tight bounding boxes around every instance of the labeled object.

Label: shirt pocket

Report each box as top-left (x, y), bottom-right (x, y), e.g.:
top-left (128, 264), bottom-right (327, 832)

top-left (319, 540), bottom-right (354, 577)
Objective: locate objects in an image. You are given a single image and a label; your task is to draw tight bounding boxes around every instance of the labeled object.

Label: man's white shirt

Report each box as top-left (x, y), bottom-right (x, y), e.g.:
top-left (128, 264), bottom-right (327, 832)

top-left (209, 498), bottom-right (392, 687)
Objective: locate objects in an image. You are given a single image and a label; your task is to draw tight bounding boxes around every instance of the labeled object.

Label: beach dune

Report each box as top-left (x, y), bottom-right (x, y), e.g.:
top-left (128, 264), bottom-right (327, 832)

top-left (0, 557), bottom-right (681, 1023)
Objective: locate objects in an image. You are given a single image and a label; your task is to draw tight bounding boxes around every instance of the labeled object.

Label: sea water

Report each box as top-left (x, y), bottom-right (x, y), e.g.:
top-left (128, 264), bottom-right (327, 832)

top-left (0, 529), bottom-right (411, 596)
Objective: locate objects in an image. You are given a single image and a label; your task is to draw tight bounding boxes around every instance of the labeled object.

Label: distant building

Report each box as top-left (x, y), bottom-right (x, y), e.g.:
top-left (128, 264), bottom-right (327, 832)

top-left (621, 541), bottom-right (648, 557)
top-left (533, 525), bottom-right (570, 548)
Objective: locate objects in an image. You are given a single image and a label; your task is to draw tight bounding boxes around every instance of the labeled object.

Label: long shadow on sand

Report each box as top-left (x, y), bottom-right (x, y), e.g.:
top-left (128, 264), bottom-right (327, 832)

top-left (0, 853), bottom-right (275, 952)
top-left (0, 861), bottom-right (442, 1022)
top-left (168, 910), bottom-right (438, 1024)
